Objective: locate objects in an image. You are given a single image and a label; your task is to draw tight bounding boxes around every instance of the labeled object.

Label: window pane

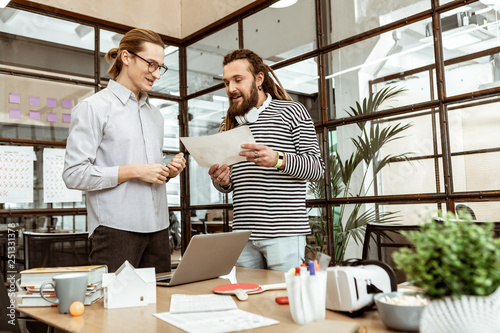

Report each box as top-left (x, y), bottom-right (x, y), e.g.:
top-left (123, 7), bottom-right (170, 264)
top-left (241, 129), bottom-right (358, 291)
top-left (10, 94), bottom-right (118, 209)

top-left (275, 58), bottom-right (321, 123)
top-left (2, 148), bottom-right (86, 210)
top-left (307, 131), bottom-right (325, 199)
top-left (164, 154), bottom-right (181, 207)
top-left (187, 89), bottom-right (233, 205)
top-left (454, 201), bottom-right (500, 222)
top-left (150, 99), bottom-right (180, 151)
top-left (100, 30), bottom-right (124, 81)
top-left (190, 209), bottom-right (232, 234)
top-left (372, 70), bottom-right (437, 103)
top-left (441, 3), bottom-right (500, 94)
top-left (0, 74), bottom-right (94, 142)
top-left (328, 0), bottom-right (430, 44)
top-left (452, 152), bottom-right (500, 192)
top-left (189, 156), bottom-right (227, 205)
top-left (337, 202), bottom-right (442, 260)
top-left (187, 24), bottom-right (239, 95)
top-left (188, 89), bottom-right (227, 137)
top-left (331, 111), bottom-right (423, 197)
top-left (243, 0), bottom-right (316, 65)
top-left (377, 111), bottom-right (444, 195)
top-left (380, 157), bottom-right (443, 194)
top-left (448, 98), bottom-right (500, 153)
top-left (0, 8), bottom-right (94, 79)
top-left (157, 46), bottom-right (180, 96)
top-left (306, 206), bottom-right (327, 261)
top-left (326, 19), bottom-right (435, 120)
top-left (445, 54), bottom-right (500, 96)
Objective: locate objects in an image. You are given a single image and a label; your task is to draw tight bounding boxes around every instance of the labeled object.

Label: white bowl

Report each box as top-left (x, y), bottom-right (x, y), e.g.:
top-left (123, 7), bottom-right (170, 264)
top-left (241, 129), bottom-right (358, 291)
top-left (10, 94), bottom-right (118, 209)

top-left (374, 291), bottom-right (428, 332)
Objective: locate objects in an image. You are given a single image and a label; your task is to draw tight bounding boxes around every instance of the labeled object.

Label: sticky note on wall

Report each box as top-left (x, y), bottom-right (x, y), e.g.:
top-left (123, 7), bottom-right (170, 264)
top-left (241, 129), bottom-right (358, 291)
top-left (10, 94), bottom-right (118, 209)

top-left (30, 96), bottom-right (41, 107)
top-left (47, 113), bottom-right (58, 122)
top-left (47, 98), bottom-right (57, 108)
top-left (9, 93), bottom-right (21, 104)
top-left (9, 108), bottom-right (21, 119)
top-left (30, 110), bottom-right (41, 120)
top-left (62, 113), bottom-right (71, 123)
top-left (62, 99), bottom-right (73, 108)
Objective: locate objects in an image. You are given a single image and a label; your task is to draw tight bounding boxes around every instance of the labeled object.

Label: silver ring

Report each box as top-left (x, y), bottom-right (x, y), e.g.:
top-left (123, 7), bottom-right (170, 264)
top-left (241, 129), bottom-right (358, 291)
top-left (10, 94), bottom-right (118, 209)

top-left (216, 177), bottom-right (220, 181)
top-left (254, 151), bottom-right (259, 158)
top-left (255, 157), bottom-right (258, 163)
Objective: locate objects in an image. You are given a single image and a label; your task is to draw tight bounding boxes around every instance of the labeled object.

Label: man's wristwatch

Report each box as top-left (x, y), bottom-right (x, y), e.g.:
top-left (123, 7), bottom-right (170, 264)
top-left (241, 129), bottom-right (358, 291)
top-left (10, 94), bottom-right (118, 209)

top-left (274, 151), bottom-right (284, 168)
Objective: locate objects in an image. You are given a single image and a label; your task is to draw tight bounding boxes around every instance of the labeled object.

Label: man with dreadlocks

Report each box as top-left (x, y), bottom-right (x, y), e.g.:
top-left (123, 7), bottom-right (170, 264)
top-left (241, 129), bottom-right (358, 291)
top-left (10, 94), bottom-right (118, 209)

top-left (208, 49), bottom-right (325, 271)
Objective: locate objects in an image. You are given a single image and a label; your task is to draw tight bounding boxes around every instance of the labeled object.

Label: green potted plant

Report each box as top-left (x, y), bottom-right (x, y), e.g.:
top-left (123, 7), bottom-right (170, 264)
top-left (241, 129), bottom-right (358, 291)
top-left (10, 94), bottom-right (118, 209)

top-left (392, 212), bottom-right (500, 332)
top-left (307, 86), bottom-right (413, 265)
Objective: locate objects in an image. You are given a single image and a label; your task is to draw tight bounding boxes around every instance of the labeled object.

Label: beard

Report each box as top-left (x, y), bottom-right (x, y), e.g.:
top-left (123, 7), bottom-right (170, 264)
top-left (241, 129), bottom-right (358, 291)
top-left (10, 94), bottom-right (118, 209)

top-left (227, 82), bottom-right (259, 118)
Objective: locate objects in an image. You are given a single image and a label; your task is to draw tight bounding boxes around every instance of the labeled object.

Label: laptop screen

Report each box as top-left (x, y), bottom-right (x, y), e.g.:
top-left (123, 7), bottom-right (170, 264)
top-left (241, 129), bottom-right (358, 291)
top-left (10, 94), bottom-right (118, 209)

top-left (157, 231), bottom-right (251, 287)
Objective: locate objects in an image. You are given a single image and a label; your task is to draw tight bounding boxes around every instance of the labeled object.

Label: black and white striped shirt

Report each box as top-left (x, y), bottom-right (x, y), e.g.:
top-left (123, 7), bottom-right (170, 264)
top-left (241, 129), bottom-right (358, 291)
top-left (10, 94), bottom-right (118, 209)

top-left (217, 99), bottom-right (325, 240)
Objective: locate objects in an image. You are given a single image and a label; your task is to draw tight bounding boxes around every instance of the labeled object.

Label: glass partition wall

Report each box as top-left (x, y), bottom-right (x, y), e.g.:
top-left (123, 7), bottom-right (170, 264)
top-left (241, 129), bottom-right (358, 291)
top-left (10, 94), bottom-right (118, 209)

top-left (2, 0), bottom-right (500, 261)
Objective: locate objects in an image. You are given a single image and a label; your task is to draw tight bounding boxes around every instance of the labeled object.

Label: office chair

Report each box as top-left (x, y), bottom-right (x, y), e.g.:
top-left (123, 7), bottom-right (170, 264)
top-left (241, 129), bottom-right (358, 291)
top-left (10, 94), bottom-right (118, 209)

top-left (455, 204), bottom-right (477, 220)
top-left (23, 231), bottom-right (90, 269)
top-left (362, 223), bottom-right (421, 283)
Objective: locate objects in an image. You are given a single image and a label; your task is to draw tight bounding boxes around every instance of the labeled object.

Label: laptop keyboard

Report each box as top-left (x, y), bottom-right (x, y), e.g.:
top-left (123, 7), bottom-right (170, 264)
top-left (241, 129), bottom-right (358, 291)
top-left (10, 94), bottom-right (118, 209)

top-left (156, 273), bottom-right (173, 283)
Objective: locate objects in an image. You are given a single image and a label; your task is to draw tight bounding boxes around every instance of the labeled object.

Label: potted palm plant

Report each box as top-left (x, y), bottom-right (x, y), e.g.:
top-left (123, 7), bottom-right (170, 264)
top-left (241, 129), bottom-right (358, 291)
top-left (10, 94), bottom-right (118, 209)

top-left (392, 212), bottom-right (500, 332)
top-left (307, 86), bottom-right (413, 265)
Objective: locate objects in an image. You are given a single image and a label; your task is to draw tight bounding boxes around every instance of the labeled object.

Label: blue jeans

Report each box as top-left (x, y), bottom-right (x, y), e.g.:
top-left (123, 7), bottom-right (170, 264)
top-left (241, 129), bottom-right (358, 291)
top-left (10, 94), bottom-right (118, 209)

top-left (236, 236), bottom-right (306, 272)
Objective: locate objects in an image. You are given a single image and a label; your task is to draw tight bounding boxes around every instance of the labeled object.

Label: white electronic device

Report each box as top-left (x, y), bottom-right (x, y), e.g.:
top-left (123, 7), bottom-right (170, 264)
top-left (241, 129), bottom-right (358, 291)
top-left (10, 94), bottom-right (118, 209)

top-left (325, 260), bottom-right (397, 313)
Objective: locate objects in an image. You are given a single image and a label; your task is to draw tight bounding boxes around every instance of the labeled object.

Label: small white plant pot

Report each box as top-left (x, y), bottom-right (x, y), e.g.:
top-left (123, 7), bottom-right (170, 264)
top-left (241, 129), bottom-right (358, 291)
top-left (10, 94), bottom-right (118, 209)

top-left (420, 287), bottom-right (500, 333)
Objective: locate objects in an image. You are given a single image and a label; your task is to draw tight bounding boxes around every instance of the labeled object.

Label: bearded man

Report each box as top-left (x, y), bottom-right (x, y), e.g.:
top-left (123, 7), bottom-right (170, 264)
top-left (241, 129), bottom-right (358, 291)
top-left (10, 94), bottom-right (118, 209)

top-left (208, 49), bottom-right (325, 271)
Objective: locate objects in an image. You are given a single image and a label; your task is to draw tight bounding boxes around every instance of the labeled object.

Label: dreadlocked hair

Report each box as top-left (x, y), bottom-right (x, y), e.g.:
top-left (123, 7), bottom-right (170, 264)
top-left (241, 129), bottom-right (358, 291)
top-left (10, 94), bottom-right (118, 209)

top-left (220, 49), bottom-right (292, 132)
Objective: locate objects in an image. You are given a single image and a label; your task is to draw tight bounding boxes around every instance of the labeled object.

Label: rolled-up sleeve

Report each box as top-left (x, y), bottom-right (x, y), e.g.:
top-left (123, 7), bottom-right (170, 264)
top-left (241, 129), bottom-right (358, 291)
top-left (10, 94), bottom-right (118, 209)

top-left (63, 100), bottom-right (119, 191)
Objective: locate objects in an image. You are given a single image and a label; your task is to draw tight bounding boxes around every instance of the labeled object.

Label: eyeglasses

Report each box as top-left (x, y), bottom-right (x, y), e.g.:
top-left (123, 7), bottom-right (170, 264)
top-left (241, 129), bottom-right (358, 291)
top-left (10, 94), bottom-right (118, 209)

top-left (128, 50), bottom-right (168, 75)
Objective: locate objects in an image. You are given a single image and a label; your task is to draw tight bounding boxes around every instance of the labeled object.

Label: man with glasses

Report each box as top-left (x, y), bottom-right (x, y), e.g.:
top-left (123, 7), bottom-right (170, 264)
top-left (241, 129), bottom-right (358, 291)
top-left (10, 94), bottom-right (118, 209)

top-left (63, 29), bottom-right (185, 273)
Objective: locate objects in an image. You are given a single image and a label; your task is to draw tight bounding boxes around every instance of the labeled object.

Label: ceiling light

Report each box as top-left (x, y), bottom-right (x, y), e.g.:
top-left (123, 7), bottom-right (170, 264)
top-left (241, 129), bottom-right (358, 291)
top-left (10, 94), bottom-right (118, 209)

top-left (0, 0), bottom-right (11, 8)
top-left (270, 0), bottom-right (298, 9)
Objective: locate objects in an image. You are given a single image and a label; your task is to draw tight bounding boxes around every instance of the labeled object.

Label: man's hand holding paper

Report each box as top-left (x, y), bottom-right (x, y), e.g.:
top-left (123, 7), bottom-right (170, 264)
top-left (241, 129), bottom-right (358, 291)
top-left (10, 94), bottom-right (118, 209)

top-left (180, 125), bottom-right (256, 167)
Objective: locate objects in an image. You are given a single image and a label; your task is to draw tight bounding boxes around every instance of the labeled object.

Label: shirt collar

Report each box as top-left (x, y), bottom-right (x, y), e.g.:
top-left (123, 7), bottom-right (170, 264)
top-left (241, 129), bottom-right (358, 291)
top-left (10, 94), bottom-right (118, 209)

top-left (108, 80), bottom-right (150, 106)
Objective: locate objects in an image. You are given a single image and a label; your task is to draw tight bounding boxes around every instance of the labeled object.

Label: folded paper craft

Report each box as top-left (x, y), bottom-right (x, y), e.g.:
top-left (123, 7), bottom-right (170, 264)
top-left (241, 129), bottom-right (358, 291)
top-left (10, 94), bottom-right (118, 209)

top-left (102, 261), bottom-right (156, 309)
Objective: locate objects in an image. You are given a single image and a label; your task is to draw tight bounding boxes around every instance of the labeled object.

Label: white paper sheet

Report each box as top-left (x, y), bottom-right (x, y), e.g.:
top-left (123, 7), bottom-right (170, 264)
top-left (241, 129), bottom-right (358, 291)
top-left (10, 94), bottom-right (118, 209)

top-left (43, 148), bottom-right (82, 203)
top-left (154, 309), bottom-right (279, 333)
top-left (0, 146), bottom-right (34, 203)
top-left (180, 125), bottom-right (256, 167)
top-left (169, 294), bottom-right (237, 314)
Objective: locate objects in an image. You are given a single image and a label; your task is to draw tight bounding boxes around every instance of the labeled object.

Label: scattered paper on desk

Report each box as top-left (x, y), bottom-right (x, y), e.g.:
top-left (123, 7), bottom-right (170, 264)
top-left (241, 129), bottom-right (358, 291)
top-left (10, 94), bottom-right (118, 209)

top-left (180, 125), bottom-right (256, 167)
top-left (154, 309), bottom-right (279, 333)
top-left (169, 294), bottom-right (237, 314)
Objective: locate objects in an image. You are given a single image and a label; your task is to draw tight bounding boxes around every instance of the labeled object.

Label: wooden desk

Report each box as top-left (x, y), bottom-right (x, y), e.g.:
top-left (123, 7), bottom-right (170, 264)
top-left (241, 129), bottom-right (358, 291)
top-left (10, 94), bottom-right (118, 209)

top-left (17, 267), bottom-right (393, 332)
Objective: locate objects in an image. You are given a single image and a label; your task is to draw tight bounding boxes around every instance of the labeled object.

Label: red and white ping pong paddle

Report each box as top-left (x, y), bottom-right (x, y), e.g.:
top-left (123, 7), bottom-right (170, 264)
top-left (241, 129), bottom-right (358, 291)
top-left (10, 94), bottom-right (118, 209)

top-left (213, 282), bottom-right (286, 301)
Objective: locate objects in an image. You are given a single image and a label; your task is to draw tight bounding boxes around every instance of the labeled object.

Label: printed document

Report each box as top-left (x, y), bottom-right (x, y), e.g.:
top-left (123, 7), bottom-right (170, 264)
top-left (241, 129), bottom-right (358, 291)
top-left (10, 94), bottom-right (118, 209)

top-left (180, 125), bottom-right (256, 167)
top-left (169, 294), bottom-right (237, 314)
top-left (154, 309), bottom-right (279, 333)
top-left (154, 294), bottom-right (279, 332)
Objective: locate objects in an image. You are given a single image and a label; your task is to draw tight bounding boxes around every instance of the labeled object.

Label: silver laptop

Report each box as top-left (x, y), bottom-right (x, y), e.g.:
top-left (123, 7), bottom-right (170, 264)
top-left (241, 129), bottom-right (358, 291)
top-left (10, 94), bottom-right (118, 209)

top-left (156, 231), bottom-right (251, 287)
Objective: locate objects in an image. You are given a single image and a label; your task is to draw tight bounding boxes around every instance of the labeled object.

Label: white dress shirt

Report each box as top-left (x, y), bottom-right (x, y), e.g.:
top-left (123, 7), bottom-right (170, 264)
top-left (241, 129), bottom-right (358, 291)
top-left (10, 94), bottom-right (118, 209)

top-left (63, 80), bottom-right (168, 236)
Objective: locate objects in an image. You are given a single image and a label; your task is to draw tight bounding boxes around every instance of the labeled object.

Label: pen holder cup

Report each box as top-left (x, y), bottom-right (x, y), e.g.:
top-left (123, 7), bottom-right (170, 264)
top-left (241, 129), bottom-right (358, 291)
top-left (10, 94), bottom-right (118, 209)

top-left (285, 270), bottom-right (327, 325)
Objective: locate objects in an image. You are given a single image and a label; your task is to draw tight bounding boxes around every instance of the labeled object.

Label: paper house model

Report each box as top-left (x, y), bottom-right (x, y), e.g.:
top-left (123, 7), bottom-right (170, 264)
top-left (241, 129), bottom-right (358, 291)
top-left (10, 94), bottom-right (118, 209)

top-left (102, 260), bottom-right (156, 309)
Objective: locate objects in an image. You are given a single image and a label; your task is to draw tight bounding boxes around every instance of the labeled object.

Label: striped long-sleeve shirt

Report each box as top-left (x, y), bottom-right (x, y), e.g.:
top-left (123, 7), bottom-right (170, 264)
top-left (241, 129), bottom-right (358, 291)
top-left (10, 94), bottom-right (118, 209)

top-left (216, 99), bottom-right (325, 240)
